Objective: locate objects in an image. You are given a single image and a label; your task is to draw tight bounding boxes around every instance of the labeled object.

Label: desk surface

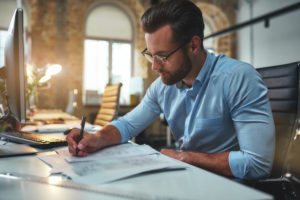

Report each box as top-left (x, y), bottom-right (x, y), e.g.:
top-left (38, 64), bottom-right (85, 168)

top-left (0, 147), bottom-right (273, 200)
top-left (28, 109), bottom-right (79, 124)
top-left (1, 110), bottom-right (273, 199)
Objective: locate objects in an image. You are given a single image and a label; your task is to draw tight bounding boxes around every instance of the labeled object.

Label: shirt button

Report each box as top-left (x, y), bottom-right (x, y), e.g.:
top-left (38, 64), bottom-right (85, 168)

top-left (189, 92), bottom-right (193, 96)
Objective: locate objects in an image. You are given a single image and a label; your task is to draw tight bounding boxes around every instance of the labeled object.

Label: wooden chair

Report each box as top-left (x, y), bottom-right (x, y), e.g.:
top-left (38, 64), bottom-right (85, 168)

top-left (94, 83), bottom-right (122, 127)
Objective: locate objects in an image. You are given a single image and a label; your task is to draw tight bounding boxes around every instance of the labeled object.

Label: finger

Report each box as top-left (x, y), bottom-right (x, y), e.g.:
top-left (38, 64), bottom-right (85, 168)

top-left (68, 143), bottom-right (76, 155)
top-left (67, 140), bottom-right (77, 155)
top-left (77, 132), bottom-right (92, 150)
top-left (76, 150), bottom-right (88, 157)
top-left (66, 130), bottom-right (80, 149)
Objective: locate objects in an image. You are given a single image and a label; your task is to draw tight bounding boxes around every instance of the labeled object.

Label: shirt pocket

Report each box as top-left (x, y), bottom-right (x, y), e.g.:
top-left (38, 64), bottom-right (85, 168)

top-left (187, 117), bottom-right (226, 151)
top-left (195, 117), bottom-right (224, 129)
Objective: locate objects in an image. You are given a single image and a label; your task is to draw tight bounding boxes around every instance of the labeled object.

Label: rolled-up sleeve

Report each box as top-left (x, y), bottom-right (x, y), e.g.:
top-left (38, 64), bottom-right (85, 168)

top-left (226, 64), bottom-right (275, 180)
top-left (110, 80), bottom-right (162, 143)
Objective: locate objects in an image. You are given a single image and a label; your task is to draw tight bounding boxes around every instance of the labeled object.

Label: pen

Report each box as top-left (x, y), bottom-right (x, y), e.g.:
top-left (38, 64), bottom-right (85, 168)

top-left (76, 116), bottom-right (86, 156)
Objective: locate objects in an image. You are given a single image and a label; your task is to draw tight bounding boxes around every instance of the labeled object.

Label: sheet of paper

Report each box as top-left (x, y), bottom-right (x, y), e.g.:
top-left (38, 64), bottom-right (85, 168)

top-left (21, 123), bottom-right (99, 133)
top-left (39, 152), bottom-right (185, 184)
top-left (38, 154), bottom-right (76, 176)
top-left (56, 143), bottom-right (158, 163)
top-left (72, 154), bottom-right (185, 185)
top-left (37, 143), bottom-right (186, 184)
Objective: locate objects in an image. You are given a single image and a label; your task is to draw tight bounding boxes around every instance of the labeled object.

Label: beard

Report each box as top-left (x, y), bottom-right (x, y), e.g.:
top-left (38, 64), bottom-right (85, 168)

top-left (159, 52), bottom-right (192, 85)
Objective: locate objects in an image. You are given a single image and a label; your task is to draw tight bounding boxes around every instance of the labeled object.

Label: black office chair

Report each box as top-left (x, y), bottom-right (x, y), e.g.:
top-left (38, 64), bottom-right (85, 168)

top-left (245, 62), bottom-right (300, 200)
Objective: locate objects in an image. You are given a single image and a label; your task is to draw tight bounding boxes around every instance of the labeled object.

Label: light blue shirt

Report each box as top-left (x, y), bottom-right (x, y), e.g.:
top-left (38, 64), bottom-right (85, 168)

top-left (111, 51), bottom-right (275, 180)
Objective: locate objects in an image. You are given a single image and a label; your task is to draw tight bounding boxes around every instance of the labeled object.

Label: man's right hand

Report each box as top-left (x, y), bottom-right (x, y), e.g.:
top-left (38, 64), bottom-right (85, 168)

top-left (66, 129), bottom-right (102, 157)
top-left (66, 124), bottom-right (122, 157)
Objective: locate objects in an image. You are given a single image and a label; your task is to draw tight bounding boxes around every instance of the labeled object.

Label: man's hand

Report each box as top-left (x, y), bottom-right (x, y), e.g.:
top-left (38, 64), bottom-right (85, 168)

top-left (66, 129), bottom-right (101, 156)
top-left (160, 148), bottom-right (233, 177)
top-left (66, 124), bottom-right (122, 157)
top-left (160, 148), bottom-right (190, 162)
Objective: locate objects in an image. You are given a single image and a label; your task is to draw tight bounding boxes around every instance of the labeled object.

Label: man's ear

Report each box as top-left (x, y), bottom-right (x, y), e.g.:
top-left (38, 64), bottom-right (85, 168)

top-left (190, 36), bottom-right (201, 55)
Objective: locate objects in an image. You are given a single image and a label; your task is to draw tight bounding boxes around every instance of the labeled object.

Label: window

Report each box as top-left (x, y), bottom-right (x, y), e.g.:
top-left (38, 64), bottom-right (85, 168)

top-left (0, 0), bottom-right (29, 68)
top-left (0, 30), bottom-right (8, 67)
top-left (84, 40), bottom-right (109, 94)
top-left (84, 4), bottom-right (133, 105)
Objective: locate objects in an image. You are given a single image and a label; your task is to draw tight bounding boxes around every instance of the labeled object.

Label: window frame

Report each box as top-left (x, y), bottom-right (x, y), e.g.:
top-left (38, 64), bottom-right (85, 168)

top-left (83, 3), bottom-right (136, 106)
top-left (0, 28), bottom-right (8, 68)
top-left (83, 36), bottom-right (134, 105)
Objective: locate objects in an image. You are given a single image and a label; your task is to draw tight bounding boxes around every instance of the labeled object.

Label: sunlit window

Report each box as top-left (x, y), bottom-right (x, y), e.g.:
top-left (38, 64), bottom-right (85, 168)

top-left (84, 4), bottom-right (133, 105)
top-left (0, 0), bottom-right (29, 69)
top-left (112, 43), bottom-right (131, 104)
top-left (84, 40), bottom-right (109, 93)
top-left (0, 30), bottom-right (8, 67)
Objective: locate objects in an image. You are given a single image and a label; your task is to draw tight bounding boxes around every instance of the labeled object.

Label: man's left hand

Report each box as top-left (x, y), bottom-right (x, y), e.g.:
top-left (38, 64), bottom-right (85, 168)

top-left (161, 148), bottom-right (233, 177)
top-left (160, 148), bottom-right (189, 163)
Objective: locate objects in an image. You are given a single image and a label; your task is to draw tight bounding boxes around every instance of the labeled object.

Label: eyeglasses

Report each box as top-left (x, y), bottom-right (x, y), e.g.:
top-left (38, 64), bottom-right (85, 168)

top-left (141, 42), bottom-right (187, 64)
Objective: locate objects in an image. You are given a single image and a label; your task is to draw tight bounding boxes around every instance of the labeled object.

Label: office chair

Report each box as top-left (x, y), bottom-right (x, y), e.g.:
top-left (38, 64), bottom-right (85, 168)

top-left (94, 83), bottom-right (122, 127)
top-left (246, 62), bottom-right (300, 200)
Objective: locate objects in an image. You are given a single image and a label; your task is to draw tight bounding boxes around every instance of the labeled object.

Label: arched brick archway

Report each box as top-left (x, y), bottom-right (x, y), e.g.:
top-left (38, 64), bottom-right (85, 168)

top-left (196, 2), bottom-right (233, 57)
top-left (84, 0), bottom-right (147, 78)
top-left (28, 0), bottom-right (146, 112)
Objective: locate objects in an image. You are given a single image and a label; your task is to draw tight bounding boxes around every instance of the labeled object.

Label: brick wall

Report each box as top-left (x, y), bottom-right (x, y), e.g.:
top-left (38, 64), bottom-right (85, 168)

top-left (28, 0), bottom-right (146, 120)
top-left (26, 0), bottom-right (236, 135)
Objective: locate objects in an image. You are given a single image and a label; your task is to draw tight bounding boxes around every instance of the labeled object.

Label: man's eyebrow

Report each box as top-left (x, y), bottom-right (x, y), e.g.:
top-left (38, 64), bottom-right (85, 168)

top-left (151, 50), bottom-right (169, 56)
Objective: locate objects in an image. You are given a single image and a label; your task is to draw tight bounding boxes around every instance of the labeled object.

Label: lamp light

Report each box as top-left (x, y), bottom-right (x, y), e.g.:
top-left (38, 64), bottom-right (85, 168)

top-left (45, 64), bottom-right (62, 76)
top-left (38, 64), bottom-right (62, 84)
top-left (39, 75), bottom-right (51, 83)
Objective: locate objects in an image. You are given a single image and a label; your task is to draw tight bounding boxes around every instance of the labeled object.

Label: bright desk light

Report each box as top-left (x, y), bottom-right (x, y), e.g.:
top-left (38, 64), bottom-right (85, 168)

top-left (39, 75), bottom-right (51, 83)
top-left (46, 64), bottom-right (62, 76)
top-left (39, 64), bottom-right (62, 83)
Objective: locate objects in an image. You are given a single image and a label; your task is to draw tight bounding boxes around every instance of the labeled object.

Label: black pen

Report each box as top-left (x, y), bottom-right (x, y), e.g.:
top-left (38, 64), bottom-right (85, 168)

top-left (76, 116), bottom-right (86, 156)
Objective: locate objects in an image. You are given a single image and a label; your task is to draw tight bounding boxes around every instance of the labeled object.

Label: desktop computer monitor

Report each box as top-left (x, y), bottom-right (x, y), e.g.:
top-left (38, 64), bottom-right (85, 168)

top-left (0, 8), bottom-right (67, 151)
top-left (4, 8), bottom-right (26, 124)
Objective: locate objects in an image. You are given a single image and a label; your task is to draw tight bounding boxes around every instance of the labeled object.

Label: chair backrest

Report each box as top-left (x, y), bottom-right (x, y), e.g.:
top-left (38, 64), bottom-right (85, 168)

top-left (94, 83), bottom-right (122, 127)
top-left (257, 62), bottom-right (300, 178)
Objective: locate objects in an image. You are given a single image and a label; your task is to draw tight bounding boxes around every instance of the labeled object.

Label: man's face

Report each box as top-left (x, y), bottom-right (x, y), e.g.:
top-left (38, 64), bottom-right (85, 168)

top-left (145, 25), bottom-right (192, 85)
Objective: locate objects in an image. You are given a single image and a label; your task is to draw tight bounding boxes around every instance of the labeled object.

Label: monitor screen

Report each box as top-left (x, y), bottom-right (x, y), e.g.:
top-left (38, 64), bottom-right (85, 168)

top-left (4, 8), bottom-right (26, 123)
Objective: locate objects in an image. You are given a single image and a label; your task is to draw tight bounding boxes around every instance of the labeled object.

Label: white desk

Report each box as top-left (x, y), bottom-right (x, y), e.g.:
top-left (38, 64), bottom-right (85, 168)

top-left (0, 145), bottom-right (273, 200)
top-left (1, 109), bottom-right (273, 199)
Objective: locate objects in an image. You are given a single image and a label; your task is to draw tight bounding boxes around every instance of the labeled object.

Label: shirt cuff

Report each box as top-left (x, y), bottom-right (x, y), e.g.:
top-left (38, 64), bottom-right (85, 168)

top-left (110, 120), bottom-right (130, 143)
top-left (228, 151), bottom-right (250, 179)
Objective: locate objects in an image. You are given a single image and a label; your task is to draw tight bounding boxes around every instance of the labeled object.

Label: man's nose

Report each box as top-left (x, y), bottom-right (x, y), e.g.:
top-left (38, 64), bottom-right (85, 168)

top-left (151, 57), bottom-right (162, 71)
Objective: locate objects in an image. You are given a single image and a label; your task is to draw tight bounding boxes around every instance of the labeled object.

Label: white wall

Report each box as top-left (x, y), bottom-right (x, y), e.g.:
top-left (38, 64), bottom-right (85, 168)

top-left (237, 0), bottom-right (300, 68)
top-left (0, 0), bottom-right (18, 29)
top-left (0, 0), bottom-right (29, 30)
top-left (86, 4), bottom-right (132, 40)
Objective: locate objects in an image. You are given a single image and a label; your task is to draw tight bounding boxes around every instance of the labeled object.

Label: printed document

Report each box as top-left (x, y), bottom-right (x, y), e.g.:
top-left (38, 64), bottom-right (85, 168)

top-left (38, 143), bottom-right (185, 184)
top-left (56, 142), bottom-right (158, 162)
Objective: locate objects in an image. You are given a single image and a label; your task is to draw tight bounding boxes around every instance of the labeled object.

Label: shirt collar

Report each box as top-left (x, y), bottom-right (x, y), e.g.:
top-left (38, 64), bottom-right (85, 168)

top-left (176, 49), bottom-right (213, 90)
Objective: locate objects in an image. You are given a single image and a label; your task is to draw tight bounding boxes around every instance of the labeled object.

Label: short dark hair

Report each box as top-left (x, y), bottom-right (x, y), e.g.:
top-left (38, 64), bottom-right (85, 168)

top-left (141, 0), bottom-right (205, 48)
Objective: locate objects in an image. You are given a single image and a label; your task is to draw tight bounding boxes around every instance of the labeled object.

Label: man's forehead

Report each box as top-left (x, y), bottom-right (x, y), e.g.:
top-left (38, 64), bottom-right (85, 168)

top-left (145, 24), bottom-right (174, 52)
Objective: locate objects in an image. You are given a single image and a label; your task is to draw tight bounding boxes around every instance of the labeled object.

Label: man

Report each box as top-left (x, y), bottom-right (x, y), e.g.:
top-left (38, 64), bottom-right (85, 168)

top-left (67, 0), bottom-right (275, 180)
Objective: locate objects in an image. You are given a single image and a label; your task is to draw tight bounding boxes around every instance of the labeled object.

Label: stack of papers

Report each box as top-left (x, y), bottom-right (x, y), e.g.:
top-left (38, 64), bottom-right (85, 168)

top-left (22, 124), bottom-right (102, 133)
top-left (38, 143), bottom-right (185, 185)
top-left (30, 110), bottom-right (77, 121)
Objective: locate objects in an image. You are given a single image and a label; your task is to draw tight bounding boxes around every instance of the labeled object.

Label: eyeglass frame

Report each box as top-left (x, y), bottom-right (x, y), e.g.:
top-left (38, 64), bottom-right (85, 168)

top-left (141, 42), bottom-right (188, 64)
